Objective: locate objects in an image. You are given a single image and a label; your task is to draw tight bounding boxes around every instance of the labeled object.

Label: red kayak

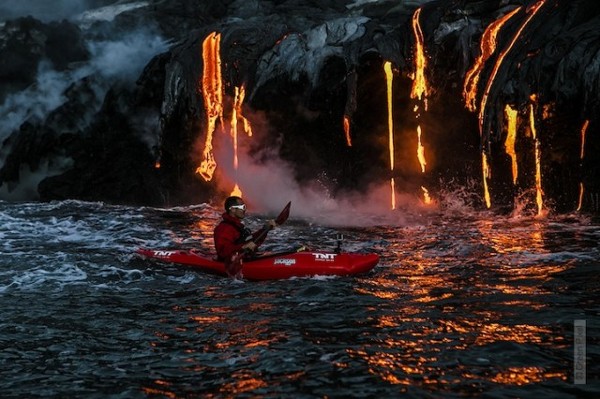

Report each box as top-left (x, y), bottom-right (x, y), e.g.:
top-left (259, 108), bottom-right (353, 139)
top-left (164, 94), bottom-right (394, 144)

top-left (136, 248), bottom-right (379, 280)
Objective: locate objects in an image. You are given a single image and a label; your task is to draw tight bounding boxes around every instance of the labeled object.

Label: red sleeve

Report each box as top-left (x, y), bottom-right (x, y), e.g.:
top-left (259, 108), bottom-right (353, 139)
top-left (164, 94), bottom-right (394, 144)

top-left (214, 222), bottom-right (244, 260)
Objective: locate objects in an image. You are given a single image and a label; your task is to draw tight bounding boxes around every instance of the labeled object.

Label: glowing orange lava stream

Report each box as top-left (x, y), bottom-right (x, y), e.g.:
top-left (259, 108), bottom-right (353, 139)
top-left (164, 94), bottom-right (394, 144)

top-left (410, 8), bottom-right (428, 103)
top-left (478, 1), bottom-right (547, 136)
top-left (463, 7), bottom-right (521, 112)
top-left (231, 85), bottom-right (253, 169)
top-left (195, 32), bottom-right (253, 196)
top-left (384, 61), bottom-right (396, 210)
top-left (196, 32), bottom-right (223, 182)
top-left (529, 98), bottom-right (544, 215)
top-left (410, 8), bottom-right (431, 204)
top-left (343, 115), bottom-right (352, 147)
top-left (577, 120), bottom-right (589, 211)
top-left (482, 151), bottom-right (491, 208)
top-left (468, 0), bottom-right (546, 208)
top-left (505, 105), bottom-right (519, 184)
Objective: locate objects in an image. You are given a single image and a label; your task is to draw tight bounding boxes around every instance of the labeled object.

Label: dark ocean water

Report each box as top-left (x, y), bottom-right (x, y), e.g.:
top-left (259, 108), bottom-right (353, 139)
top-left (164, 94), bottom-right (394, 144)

top-left (0, 200), bottom-right (598, 398)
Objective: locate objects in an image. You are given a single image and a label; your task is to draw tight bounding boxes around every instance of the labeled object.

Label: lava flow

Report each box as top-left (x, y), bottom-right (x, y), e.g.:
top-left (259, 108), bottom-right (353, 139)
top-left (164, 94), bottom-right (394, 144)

top-left (196, 32), bottom-right (253, 197)
top-left (529, 97), bottom-right (544, 215)
top-left (384, 61), bottom-right (396, 210)
top-left (504, 105), bottom-right (519, 185)
top-left (577, 120), bottom-right (589, 211)
top-left (463, 0), bottom-right (547, 209)
top-left (410, 8), bottom-right (431, 204)
top-left (196, 31), bottom-right (223, 182)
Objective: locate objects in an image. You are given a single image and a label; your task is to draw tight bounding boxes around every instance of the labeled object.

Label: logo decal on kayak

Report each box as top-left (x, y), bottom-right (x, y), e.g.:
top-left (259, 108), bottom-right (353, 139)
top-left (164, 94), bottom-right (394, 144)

top-left (153, 250), bottom-right (175, 257)
top-left (274, 258), bottom-right (296, 266)
top-left (313, 253), bottom-right (336, 261)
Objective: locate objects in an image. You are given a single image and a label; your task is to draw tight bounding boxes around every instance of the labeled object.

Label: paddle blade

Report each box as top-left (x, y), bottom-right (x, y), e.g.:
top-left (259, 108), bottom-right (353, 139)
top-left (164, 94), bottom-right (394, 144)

top-left (275, 201), bottom-right (291, 225)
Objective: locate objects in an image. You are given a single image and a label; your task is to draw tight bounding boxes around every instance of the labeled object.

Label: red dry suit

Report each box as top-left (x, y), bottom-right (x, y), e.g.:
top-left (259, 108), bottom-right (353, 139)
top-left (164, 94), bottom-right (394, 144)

top-left (213, 212), bottom-right (268, 261)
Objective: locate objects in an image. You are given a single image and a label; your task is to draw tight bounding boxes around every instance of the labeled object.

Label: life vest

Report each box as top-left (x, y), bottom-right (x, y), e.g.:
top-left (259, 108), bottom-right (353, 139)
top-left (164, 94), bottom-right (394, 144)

top-left (221, 219), bottom-right (252, 244)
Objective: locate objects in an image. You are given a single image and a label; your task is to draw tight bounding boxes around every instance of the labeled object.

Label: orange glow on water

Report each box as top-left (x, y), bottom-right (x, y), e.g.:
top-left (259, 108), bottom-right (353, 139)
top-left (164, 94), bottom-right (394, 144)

top-left (474, 323), bottom-right (553, 345)
top-left (348, 220), bottom-right (570, 389)
top-left (504, 105), bottom-right (519, 184)
top-left (196, 32), bottom-right (223, 182)
top-left (463, 7), bottom-right (521, 112)
top-left (142, 382), bottom-right (177, 398)
top-left (219, 371), bottom-right (268, 395)
top-left (491, 367), bottom-right (566, 385)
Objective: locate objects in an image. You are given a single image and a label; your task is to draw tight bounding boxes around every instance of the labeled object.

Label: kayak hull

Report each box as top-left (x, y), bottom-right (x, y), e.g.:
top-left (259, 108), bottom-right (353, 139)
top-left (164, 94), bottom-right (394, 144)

top-left (136, 248), bottom-right (379, 280)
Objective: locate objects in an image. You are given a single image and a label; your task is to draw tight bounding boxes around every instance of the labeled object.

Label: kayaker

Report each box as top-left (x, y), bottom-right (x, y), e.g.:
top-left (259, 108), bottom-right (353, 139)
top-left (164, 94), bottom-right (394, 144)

top-left (213, 196), bottom-right (277, 262)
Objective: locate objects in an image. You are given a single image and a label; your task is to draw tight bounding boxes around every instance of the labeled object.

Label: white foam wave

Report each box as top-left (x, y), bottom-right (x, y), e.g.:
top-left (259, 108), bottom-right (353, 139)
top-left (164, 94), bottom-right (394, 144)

top-left (0, 263), bottom-right (87, 293)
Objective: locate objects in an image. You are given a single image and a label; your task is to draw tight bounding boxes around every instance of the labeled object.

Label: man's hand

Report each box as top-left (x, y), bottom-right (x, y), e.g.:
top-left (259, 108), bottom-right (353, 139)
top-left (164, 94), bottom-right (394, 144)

top-left (264, 219), bottom-right (277, 230)
top-left (242, 241), bottom-right (257, 252)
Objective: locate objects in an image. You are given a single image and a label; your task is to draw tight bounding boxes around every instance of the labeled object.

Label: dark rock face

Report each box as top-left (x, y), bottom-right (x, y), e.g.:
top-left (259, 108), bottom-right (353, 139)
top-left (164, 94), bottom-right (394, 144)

top-left (1, 0), bottom-right (599, 213)
top-left (0, 17), bottom-right (89, 102)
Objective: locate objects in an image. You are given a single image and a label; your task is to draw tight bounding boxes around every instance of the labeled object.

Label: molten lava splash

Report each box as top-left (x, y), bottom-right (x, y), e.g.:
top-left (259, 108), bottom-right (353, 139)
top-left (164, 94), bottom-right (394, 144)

top-left (343, 115), bottom-right (352, 146)
top-left (196, 32), bottom-right (223, 181)
top-left (504, 105), bottom-right (519, 184)
top-left (384, 61), bottom-right (396, 210)
top-left (529, 99), bottom-right (544, 215)
top-left (463, 7), bottom-right (521, 112)
top-left (577, 120), bottom-right (589, 211)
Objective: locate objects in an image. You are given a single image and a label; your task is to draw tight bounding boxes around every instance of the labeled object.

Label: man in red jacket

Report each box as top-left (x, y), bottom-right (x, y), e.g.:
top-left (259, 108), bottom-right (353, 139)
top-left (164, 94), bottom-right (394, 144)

top-left (213, 196), bottom-right (276, 264)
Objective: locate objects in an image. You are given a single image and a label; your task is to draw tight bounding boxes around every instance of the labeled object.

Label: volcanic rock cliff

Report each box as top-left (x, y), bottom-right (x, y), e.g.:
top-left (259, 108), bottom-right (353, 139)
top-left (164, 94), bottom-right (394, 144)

top-left (1, 0), bottom-right (599, 213)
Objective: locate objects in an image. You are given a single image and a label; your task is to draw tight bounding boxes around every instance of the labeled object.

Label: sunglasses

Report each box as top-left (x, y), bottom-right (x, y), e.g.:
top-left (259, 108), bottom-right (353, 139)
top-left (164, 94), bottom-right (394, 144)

top-left (229, 204), bottom-right (247, 211)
